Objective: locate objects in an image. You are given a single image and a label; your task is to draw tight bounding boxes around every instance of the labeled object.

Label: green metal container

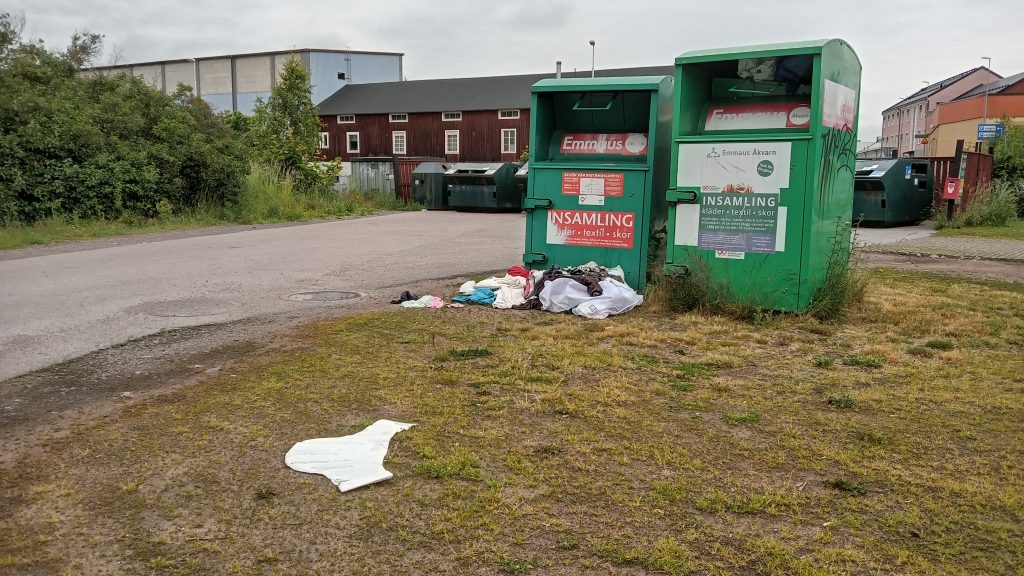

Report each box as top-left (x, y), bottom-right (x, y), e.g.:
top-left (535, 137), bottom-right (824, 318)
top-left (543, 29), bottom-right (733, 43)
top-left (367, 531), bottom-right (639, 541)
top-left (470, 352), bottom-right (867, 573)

top-left (412, 162), bottom-right (450, 210)
top-left (446, 163), bottom-right (520, 211)
top-left (522, 76), bottom-right (674, 290)
top-left (853, 159), bottom-right (932, 225)
top-left (664, 39), bottom-right (862, 312)
top-left (515, 162), bottom-right (529, 208)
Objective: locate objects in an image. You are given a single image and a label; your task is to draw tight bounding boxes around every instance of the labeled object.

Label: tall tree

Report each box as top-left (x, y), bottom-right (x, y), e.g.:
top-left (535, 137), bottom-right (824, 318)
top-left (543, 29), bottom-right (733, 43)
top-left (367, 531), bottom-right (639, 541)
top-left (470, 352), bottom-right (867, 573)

top-left (248, 57), bottom-right (321, 170)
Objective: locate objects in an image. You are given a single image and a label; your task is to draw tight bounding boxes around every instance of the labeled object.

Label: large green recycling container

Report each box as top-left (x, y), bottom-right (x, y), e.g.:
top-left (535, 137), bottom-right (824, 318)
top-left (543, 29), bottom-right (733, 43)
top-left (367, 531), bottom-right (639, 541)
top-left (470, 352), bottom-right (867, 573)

top-left (446, 163), bottom-right (520, 211)
top-left (664, 39), bottom-right (862, 312)
top-left (522, 76), bottom-right (674, 290)
top-left (412, 162), bottom-right (450, 210)
top-left (853, 159), bottom-right (932, 225)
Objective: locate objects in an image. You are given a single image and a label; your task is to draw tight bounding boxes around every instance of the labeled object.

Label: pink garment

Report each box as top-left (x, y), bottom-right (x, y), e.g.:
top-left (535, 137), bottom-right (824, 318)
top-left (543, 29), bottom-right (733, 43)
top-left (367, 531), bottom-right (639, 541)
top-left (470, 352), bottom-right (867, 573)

top-left (427, 296), bottom-right (444, 309)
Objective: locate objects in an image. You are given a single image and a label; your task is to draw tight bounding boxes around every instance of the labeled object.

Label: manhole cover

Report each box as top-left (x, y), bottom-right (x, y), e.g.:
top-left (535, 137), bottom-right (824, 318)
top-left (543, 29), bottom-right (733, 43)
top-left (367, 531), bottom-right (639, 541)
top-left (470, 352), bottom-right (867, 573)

top-left (285, 291), bottom-right (361, 302)
top-left (145, 297), bottom-right (241, 318)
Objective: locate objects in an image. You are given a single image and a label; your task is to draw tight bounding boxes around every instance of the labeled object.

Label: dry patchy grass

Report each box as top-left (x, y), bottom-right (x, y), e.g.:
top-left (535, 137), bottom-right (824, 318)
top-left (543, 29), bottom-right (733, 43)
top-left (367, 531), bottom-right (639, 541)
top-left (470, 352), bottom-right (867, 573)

top-left (1, 271), bottom-right (1022, 575)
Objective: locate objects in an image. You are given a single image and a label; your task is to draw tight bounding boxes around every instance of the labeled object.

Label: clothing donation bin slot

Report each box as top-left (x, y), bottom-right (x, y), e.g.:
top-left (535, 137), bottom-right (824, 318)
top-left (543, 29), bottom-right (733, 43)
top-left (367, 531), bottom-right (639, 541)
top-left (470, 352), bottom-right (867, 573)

top-left (664, 39), bottom-right (862, 312)
top-left (522, 76), bottom-right (674, 290)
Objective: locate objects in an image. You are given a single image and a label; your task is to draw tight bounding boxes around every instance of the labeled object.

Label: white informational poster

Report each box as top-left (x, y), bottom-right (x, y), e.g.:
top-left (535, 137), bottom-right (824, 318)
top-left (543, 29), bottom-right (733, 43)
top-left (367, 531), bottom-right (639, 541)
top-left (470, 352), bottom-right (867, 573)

top-left (822, 80), bottom-right (856, 132)
top-left (676, 142), bottom-right (792, 193)
top-left (674, 142), bottom-right (792, 254)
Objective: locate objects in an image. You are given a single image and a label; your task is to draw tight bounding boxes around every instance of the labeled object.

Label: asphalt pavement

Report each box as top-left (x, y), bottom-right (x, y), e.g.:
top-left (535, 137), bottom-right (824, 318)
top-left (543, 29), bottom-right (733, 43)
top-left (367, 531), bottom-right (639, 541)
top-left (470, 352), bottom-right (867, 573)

top-left (0, 211), bottom-right (526, 382)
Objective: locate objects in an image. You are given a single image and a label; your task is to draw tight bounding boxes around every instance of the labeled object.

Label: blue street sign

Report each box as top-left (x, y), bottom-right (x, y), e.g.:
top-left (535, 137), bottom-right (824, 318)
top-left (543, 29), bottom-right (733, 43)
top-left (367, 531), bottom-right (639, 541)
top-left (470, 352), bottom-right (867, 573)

top-left (977, 123), bottom-right (1005, 140)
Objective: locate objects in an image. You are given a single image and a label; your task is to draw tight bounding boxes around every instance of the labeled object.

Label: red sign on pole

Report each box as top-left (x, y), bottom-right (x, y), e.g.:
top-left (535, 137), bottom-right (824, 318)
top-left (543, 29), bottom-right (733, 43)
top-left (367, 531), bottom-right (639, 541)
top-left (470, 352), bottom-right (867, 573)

top-left (559, 133), bottom-right (648, 156)
top-left (942, 177), bottom-right (962, 200)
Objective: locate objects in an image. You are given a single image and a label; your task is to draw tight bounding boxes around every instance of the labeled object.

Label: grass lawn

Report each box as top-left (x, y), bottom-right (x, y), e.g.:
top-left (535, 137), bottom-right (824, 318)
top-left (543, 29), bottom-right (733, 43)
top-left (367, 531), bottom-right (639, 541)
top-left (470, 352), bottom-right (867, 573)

top-left (0, 215), bottom-right (229, 251)
top-left (1, 271), bottom-right (1022, 575)
top-left (0, 188), bottom-right (417, 251)
top-left (935, 219), bottom-right (1024, 241)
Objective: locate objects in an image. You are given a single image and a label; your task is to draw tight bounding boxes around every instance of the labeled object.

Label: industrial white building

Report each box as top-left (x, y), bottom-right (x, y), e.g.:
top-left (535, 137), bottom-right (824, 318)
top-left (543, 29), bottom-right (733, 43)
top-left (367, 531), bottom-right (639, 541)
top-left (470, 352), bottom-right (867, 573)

top-left (85, 48), bottom-right (404, 114)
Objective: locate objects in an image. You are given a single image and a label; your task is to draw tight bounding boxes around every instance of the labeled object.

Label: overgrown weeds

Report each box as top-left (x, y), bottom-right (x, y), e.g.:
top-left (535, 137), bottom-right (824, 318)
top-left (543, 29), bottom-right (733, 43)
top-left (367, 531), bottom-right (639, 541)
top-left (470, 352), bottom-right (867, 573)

top-left (0, 163), bottom-right (419, 250)
top-left (645, 218), bottom-right (866, 324)
top-left (935, 179), bottom-right (1022, 230)
top-left (807, 218), bottom-right (868, 322)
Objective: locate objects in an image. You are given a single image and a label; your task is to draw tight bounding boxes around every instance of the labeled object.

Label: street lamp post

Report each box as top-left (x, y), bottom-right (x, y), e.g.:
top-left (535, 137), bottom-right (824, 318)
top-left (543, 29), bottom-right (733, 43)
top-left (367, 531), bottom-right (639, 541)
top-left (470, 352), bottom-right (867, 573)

top-left (981, 57), bottom-right (992, 124)
top-left (589, 40), bottom-right (595, 78)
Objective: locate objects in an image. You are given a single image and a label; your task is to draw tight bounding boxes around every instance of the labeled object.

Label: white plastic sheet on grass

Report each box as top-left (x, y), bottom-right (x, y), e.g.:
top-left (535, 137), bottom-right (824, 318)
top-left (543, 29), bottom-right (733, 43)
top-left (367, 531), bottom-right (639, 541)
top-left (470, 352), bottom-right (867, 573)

top-left (285, 419), bottom-right (415, 492)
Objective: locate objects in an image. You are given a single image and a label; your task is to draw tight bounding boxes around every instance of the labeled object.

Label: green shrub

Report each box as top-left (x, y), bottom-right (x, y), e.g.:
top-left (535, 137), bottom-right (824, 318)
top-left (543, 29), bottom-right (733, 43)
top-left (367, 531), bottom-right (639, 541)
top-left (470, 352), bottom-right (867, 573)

top-left (0, 20), bottom-right (247, 225)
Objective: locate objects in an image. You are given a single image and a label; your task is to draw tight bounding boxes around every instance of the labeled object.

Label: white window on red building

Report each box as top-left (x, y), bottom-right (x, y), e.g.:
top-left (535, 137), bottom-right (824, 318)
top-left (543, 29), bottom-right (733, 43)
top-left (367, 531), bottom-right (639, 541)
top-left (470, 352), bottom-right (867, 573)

top-left (445, 130), bottom-right (459, 154)
top-left (501, 129), bottom-right (516, 154)
top-left (393, 131), bottom-right (406, 155)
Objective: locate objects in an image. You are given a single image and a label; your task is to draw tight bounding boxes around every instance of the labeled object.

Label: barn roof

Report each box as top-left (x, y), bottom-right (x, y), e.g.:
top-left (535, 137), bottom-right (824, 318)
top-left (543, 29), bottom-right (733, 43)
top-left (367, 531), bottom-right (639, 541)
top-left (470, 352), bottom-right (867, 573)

top-left (317, 65), bottom-right (674, 115)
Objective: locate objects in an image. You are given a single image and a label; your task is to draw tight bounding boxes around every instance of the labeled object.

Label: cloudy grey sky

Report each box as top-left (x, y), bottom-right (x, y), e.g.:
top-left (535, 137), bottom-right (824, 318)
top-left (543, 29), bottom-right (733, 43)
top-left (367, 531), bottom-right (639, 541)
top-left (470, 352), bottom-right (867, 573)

top-left (9, 0), bottom-right (1024, 140)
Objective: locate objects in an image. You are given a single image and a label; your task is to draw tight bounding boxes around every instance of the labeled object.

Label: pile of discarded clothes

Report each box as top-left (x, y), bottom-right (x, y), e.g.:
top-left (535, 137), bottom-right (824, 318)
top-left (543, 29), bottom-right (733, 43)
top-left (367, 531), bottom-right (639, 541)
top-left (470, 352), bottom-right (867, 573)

top-left (390, 291), bottom-right (463, 308)
top-left (390, 262), bottom-right (643, 319)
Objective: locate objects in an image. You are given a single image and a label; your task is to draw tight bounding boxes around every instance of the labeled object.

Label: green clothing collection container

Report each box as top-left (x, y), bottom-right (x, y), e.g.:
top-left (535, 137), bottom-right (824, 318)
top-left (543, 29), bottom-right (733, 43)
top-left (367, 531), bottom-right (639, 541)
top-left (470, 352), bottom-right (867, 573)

top-left (853, 159), bottom-right (932, 225)
top-left (522, 76), bottom-right (674, 290)
top-left (412, 162), bottom-right (450, 210)
top-left (446, 163), bottom-right (520, 211)
top-left (664, 39), bottom-right (862, 312)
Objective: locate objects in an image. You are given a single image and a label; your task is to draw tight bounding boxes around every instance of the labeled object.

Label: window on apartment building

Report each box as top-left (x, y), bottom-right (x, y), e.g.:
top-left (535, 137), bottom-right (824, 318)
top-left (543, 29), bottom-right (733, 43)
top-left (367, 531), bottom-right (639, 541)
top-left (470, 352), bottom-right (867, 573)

top-left (389, 113), bottom-right (408, 122)
top-left (498, 110), bottom-right (520, 119)
top-left (346, 132), bottom-right (359, 153)
top-left (501, 129), bottom-right (516, 154)
top-left (445, 130), bottom-right (459, 154)
top-left (337, 114), bottom-right (355, 124)
top-left (442, 111), bottom-right (462, 121)
top-left (392, 131), bottom-right (406, 155)
top-left (319, 132), bottom-right (329, 149)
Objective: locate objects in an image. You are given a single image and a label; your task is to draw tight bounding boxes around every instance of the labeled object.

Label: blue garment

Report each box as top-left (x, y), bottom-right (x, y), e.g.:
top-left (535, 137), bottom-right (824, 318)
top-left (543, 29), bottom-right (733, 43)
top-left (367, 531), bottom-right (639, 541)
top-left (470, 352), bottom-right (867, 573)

top-left (452, 287), bottom-right (496, 305)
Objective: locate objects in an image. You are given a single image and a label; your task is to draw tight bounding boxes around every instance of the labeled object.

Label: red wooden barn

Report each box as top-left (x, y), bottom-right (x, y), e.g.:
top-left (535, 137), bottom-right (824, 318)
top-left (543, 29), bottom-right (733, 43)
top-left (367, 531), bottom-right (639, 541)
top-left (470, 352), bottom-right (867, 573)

top-left (316, 66), bottom-right (673, 164)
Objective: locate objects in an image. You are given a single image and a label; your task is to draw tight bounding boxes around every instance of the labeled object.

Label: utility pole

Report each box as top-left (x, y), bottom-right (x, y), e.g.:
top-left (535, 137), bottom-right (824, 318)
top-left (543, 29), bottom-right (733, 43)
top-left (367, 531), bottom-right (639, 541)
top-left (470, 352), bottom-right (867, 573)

top-left (981, 57), bottom-right (992, 124)
top-left (589, 40), bottom-right (595, 78)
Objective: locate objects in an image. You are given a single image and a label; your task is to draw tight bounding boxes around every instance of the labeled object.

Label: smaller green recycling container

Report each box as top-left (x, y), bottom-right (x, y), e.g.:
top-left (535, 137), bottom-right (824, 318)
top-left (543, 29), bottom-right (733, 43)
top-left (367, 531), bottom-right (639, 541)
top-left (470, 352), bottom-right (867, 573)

top-left (522, 76), bottom-right (674, 290)
top-left (853, 159), bottom-right (932, 225)
top-left (445, 163), bottom-right (521, 211)
top-left (412, 162), bottom-right (451, 210)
